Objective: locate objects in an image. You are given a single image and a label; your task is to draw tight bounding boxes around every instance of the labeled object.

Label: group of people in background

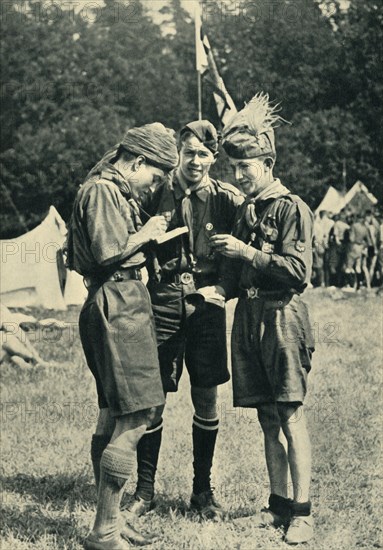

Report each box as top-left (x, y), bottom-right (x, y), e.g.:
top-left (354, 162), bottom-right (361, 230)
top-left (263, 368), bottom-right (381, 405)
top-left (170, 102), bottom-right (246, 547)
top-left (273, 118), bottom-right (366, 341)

top-left (313, 208), bottom-right (382, 291)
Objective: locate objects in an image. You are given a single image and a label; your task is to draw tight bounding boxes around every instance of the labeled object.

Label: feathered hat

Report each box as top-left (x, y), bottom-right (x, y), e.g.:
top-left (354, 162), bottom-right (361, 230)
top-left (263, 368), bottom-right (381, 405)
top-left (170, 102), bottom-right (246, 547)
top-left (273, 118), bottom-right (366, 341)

top-left (222, 92), bottom-right (285, 159)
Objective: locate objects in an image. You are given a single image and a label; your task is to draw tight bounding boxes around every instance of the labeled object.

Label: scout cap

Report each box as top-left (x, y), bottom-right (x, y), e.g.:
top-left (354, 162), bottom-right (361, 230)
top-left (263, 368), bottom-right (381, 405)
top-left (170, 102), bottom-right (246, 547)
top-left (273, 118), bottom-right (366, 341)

top-left (121, 122), bottom-right (179, 171)
top-left (222, 92), bottom-right (285, 159)
top-left (180, 120), bottom-right (219, 153)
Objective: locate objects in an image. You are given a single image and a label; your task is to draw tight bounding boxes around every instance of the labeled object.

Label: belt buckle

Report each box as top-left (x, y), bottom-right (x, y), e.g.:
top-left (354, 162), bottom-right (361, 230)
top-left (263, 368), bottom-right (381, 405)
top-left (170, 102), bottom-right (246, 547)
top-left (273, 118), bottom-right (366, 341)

top-left (247, 287), bottom-right (259, 299)
top-left (180, 272), bottom-right (193, 285)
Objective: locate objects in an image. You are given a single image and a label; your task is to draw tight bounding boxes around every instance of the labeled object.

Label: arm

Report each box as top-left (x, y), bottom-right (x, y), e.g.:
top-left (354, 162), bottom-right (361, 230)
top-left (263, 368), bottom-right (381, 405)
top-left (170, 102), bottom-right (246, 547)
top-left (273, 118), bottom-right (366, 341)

top-left (85, 184), bottom-right (166, 266)
top-left (211, 199), bottom-right (314, 289)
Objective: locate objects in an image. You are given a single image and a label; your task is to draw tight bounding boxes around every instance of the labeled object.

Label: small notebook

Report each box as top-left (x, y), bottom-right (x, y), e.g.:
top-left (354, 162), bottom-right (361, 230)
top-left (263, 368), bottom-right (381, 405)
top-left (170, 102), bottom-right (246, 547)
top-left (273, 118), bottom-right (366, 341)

top-left (153, 226), bottom-right (189, 245)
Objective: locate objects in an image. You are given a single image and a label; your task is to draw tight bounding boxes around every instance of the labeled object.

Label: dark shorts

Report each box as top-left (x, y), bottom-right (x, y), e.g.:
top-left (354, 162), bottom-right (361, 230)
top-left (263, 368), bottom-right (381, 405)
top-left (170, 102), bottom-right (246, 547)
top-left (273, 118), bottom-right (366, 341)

top-left (79, 280), bottom-right (165, 417)
top-left (147, 281), bottom-right (229, 392)
top-left (231, 294), bottom-right (314, 407)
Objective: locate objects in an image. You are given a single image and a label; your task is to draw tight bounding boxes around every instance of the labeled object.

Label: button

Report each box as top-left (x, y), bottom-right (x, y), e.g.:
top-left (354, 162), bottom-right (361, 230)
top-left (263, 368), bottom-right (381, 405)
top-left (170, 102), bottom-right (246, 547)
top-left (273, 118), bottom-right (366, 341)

top-left (180, 272), bottom-right (193, 284)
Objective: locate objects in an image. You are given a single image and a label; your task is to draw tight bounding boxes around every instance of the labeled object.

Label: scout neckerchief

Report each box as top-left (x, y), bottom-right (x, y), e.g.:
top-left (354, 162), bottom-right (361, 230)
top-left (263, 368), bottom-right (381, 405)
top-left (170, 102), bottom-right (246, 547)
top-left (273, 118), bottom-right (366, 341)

top-left (244, 179), bottom-right (290, 230)
top-left (171, 174), bottom-right (210, 272)
top-left (179, 176), bottom-right (210, 253)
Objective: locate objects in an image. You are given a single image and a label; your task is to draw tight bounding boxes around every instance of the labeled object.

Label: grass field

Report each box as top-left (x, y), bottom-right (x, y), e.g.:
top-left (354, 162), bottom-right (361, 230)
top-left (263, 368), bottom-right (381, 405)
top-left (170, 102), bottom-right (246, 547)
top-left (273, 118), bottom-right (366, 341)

top-left (1, 289), bottom-right (382, 550)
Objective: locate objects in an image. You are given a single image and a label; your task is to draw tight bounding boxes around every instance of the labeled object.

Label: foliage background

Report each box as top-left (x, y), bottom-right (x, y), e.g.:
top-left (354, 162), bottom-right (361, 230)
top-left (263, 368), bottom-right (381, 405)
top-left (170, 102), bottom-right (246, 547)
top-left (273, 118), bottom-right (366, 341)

top-left (1, 0), bottom-right (382, 237)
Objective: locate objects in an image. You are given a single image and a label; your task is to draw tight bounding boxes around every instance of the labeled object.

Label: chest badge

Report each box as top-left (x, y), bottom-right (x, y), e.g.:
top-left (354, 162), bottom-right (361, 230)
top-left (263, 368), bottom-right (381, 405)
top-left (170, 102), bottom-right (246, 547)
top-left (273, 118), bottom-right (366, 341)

top-left (295, 242), bottom-right (306, 253)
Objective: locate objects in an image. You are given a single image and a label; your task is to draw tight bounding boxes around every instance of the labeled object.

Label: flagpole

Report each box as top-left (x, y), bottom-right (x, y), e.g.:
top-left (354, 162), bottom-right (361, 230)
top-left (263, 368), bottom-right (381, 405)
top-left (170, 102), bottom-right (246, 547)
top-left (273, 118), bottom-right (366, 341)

top-left (195, 1), bottom-right (202, 120)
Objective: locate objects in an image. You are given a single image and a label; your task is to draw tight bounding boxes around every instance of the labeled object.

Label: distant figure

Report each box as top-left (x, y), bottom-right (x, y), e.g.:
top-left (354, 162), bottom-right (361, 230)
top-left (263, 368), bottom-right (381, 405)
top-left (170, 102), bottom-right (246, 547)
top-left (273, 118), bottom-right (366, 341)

top-left (328, 211), bottom-right (350, 287)
top-left (344, 213), bottom-right (371, 290)
top-left (313, 211), bottom-right (333, 286)
top-left (378, 215), bottom-right (383, 290)
top-left (364, 209), bottom-right (380, 282)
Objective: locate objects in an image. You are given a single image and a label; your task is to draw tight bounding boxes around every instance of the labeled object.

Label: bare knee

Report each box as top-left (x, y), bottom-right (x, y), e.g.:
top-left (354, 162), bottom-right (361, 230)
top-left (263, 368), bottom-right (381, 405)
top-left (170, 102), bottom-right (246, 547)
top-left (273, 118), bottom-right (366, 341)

top-left (111, 407), bottom-right (158, 449)
top-left (278, 403), bottom-right (307, 442)
top-left (191, 386), bottom-right (217, 419)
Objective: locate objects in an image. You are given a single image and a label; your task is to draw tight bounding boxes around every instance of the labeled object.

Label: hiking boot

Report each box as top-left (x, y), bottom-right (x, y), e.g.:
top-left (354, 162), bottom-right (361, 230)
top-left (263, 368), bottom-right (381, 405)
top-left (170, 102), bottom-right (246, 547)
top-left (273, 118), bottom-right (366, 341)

top-left (121, 522), bottom-right (158, 546)
top-left (190, 490), bottom-right (225, 520)
top-left (285, 515), bottom-right (314, 544)
top-left (122, 494), bottom-right (154, 519)
top-left (253, 507), bottom-right (290, 528)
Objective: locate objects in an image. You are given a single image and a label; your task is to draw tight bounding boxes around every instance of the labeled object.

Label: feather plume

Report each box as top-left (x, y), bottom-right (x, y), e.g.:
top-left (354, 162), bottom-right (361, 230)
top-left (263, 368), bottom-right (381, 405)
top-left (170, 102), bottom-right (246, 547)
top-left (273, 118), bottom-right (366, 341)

top-left (224, 92), bottom-right (287, 138)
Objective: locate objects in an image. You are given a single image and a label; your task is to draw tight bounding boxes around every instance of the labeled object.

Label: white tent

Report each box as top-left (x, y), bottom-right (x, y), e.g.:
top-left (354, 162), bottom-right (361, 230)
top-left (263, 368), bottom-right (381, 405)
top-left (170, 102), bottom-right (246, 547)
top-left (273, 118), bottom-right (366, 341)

top-left (64, 270), bottom-right (88, 306)
top-left (315, 180), bottom-right (378, 216)
top-left (0, 206), bottom-right (86, 310)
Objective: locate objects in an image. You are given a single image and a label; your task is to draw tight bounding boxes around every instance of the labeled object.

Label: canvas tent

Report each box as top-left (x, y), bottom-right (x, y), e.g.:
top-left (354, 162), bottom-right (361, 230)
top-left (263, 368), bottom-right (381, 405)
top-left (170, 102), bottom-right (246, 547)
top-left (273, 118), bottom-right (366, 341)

top-left (315, 180), bottom-right (378, 216)
top-left (0, 206), bottom-right (86, 310)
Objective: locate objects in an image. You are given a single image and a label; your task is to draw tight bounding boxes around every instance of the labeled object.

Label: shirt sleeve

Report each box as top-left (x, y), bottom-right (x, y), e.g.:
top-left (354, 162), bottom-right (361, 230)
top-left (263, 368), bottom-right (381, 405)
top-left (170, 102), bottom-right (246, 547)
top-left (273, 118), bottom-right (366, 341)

top-left (84, 183), bottom-right (131, 266)
top-left (264, 199), bottom-right (314, 288)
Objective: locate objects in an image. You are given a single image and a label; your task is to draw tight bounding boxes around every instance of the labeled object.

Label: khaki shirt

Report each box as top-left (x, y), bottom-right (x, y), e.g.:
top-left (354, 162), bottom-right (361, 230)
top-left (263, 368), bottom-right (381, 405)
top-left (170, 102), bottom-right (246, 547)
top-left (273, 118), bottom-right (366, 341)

top-left (220, 193), bottom-right (314, 298)
top-left (66, 164), bottom-right (145, 276)
top-left (142, 175), bottom-right (244, 282)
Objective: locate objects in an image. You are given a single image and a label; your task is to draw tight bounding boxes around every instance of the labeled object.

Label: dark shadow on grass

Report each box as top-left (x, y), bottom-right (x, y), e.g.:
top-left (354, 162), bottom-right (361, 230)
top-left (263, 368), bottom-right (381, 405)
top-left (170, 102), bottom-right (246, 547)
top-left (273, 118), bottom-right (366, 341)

top-left (1, 473), bottom-right (96, 510)
top-left (143, 494), bottom-right (190, 518)
top-left (0, 504), bottom-right (87, 548)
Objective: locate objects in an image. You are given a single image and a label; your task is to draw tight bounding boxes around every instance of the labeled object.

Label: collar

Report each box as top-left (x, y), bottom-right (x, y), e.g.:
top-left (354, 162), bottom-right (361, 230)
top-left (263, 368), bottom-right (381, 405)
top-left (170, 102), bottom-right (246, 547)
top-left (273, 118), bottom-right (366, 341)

top-left (100, 164), bottom-right (133, 198)
top-left (246, 178), bottom-right (290, 205)
top-left (172, 173), bottom-right (211, 202)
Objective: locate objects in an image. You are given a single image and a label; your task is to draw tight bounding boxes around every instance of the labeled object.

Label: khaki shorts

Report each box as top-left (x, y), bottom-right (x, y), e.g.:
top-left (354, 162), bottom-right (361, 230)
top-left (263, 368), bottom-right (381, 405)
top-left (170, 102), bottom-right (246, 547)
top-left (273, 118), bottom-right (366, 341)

top-left (231, 294), bottom-right (314, 407)
top-left (79, 280), bottom-right (165, 417)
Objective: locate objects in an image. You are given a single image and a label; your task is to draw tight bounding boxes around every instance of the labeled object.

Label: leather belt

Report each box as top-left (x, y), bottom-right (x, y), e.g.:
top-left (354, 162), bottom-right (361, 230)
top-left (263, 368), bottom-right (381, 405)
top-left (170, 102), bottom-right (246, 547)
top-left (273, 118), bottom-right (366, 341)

top-left (84, 268), bottom-right (142, 289)
top-left (155, 272), bottom-right (195, 285)
top-left (240, 287), bottom-right (293, 300)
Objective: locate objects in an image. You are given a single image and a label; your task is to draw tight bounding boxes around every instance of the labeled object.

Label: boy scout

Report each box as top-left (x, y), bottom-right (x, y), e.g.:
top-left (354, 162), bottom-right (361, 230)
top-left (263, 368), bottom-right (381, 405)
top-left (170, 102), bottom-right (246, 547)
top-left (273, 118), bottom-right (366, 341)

top-left (127, 120), bottom-right (243, 519)
top-left (205, 93), bottom-right (315, 544)
top-left (66, 123), bottom-right (178, 550)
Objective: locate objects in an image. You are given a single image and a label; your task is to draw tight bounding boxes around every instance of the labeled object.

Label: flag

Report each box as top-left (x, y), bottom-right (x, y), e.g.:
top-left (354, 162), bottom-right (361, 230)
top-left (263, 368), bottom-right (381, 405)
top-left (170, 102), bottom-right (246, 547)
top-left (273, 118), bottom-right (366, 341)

top-left (194, 2), bottom-right (237, 127)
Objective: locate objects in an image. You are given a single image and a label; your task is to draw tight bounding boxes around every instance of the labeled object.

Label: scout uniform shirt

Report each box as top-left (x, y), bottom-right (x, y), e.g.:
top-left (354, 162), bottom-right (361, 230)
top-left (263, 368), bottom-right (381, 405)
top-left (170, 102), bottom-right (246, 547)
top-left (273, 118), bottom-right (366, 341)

top-left (66, 164), bottom-right (146, 277)
top-left (142, 174), bottom-right (244, 284)
top-left (220, 180), bottom-right (314, 297)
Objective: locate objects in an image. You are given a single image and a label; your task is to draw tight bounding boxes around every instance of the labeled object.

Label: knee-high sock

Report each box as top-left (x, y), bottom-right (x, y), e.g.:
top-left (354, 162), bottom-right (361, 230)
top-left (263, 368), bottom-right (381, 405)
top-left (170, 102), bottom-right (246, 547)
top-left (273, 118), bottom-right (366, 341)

top-left (135, 419), bottom-right (163, 501)
top-left (91, 434), bottom-right (111, 490)
top-left (91, 444), bottom-right (134, 542)
top-left (192, 414), bottom-right (219, 495)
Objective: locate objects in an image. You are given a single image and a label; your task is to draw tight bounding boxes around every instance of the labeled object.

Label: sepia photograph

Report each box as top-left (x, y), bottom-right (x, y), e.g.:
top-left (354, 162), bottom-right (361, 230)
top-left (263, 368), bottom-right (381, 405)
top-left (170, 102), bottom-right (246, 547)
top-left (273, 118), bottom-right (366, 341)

top-left (1, 0), bottom-right (382, 549)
